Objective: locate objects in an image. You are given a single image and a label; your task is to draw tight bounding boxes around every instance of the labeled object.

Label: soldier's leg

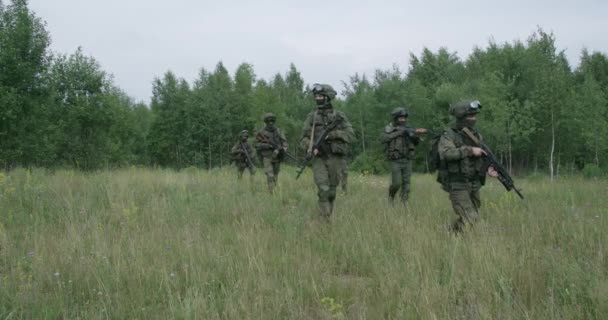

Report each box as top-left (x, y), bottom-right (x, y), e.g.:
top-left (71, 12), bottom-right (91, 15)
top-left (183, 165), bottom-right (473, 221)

top-left (388, 161), bottom-right (402, 202)
top-left (340, 158), bottom-right (348, 193)
top-left (326, 156), bottom-right (341, 213)
top-left (263, 157), bottom-right (276, 193)
top-left (312, 157), bottom-right (332, 218)
top-left (399, 161), bottom-right (412, 204)
top-left (247, 165), bottom-right (255, 184)
top-left (273, 161), bottom-right (280, 183)
top-left (237, 165), bottom-right (245, 180)
top-left (471, 189), bottom-right (481, 210)
top-left (448, 189), bottom-right (479, 232)
top-left (247, 164), bottom-right (255, 176)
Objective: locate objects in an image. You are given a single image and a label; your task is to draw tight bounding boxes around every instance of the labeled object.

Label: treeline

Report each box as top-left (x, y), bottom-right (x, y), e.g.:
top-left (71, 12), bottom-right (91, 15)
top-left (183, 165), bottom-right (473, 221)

top-left (1, 0), bottom-right (607, 175)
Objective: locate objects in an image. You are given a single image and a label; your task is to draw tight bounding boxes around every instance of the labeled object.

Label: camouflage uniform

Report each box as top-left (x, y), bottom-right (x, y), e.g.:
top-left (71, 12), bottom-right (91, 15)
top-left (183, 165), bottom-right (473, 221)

top-left (230, 130), bottom-right (255, 180)
top-left (380, 108), bottom-right (421, 205)
top-left (255, 113), bottom-right (288, 193)
top-left (339, 157), bottom-right (349, 193)
top-left (300, 84), bottom-right (355, 218)
top-left (437, 100), bottom-right (487, 232)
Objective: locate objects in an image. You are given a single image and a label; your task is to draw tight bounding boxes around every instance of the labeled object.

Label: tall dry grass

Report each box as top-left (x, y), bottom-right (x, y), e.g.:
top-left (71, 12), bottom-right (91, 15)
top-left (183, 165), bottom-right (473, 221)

top-left (0, 167), bottom-right (606, 319)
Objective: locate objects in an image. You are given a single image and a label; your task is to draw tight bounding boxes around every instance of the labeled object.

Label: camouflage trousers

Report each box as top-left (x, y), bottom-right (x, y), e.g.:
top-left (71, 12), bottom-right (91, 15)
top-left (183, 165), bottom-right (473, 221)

top-left (448, 186), bottom-right (481, 232)
top-left (262, 157), bottom-right (281, 193)
top-left (339, 157), bottom-right (348, 193)
top-left (236, 163), bottom-right (255, 180)
top-left (388, 158), bottom-right (411, 204)
top-left (312, 155), bottom-right (343, 218)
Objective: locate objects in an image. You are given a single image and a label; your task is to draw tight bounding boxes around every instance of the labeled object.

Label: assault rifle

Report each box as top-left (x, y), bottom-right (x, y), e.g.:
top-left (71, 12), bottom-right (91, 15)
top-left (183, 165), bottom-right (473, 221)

top-left (462, 128), bottom-right (524, 199)
top-left (295, 118), bottom-right (342, 179)
top-left (255, 133), bottom-right (297, 162)
top-left (240, 142), bottom-right (255, 172)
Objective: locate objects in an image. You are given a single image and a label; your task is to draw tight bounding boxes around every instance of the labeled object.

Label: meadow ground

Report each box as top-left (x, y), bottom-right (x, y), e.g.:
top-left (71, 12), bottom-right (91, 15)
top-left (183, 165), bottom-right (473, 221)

top-left (0, 167), bottom-right (606, 319)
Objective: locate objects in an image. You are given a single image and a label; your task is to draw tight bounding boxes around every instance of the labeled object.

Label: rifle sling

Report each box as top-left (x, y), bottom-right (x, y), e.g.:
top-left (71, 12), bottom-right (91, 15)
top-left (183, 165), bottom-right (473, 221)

top-left (307, 110), bottom-right (317, 154)
top-left (461, 127), bottom-right (481, 146)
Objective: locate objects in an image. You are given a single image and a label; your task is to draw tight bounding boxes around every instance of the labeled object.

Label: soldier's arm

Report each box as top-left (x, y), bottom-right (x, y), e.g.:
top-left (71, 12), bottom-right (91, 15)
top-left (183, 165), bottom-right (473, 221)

top-left (231, 144), bottom-right (241, 154)
top-left (380, 126), bottom-right (403, 144)
top-left (438, 134), bottom-right (474, 161)
top-left (299, 113), bottom-right (314, 150)
top-left (254, 132), bottom-right (273, 150)
top-left (327, 113), bottom-right (355, 144)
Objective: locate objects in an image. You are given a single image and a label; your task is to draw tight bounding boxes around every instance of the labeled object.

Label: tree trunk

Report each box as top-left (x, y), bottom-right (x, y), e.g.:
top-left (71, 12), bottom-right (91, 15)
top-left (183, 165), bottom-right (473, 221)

top-left (508, 126), bottom-right (512, 174)
top-left (359, 110), bottom-right (366, 153)
top-left (208, 134), bottom-right (212, 169)
top-left (220, 144), bottom-right (223, 168)
top-left (595, 136), bottom-right (600, 166)
top-left (550, 111), bottom-right (555, 182)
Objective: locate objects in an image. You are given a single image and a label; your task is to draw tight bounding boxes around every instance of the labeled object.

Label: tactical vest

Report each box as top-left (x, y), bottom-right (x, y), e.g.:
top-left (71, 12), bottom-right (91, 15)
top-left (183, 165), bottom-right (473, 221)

top-left (308, 110), bottom-right (349, 156)
top-left (256, 128), bottom-right (285, 158)
top-left (441, 128), bottom-right (486, 185)
top-left (385, 125), bottom-right (415, 160)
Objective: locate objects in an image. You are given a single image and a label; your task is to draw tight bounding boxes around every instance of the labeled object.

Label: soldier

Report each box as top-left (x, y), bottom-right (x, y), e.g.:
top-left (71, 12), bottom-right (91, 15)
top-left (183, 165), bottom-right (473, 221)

top-left (255, 113), bottom-right (288, 193)
top-left (380, 107), bottom-right (427, 205)
top-left (230, 130), bottom-right (255, 181)
top-left (300, 84), bottom-right (355, 218)
top-left (437, 100), bottom-right (498, 233)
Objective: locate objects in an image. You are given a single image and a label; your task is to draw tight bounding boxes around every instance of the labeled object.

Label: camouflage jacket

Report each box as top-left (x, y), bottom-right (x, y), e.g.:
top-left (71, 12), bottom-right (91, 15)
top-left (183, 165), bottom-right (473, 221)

top-left (380, 123), bottom-right (420, 160)
top-left (438, 126), bottom-right (486, 186)
top-left (230, 141), bottom-right (254, 164)
top-left (299, 108), bottom-right (355, 157)
top-left (254, 127), bottom-right (288, 159)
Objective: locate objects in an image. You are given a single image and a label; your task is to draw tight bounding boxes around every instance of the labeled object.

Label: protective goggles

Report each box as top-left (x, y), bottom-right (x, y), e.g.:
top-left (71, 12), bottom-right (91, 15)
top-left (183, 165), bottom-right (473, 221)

top-left (312, 84), bottom-right (324, 93)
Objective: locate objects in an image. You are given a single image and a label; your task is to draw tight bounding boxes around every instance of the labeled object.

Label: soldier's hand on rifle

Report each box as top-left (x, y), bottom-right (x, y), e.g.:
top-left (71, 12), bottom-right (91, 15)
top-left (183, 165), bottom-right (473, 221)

top-left (471, 147), bottom-right (487, 157)
top-left (487, 166), bottom-right (499, 177)
top-left (415, 128), bottom-right (428, 135)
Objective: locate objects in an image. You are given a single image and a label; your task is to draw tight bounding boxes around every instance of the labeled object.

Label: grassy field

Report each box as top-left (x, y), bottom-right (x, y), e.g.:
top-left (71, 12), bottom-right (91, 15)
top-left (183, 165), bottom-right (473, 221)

top-left (0, 167), bottom-right (606, 319)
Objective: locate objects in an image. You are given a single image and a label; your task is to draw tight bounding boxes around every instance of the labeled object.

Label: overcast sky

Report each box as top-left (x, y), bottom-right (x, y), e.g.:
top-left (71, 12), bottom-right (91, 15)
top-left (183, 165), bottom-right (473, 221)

top-left (29, 0), bottom-right (608, 103)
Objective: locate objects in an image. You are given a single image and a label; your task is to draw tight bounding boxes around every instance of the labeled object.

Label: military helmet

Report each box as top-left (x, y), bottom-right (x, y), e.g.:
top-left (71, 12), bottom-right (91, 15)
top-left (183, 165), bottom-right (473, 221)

top-left (239, 130), bottom-right (249, 137)
top-left (449, 100), bottom-right (482, 118)
top-left (311, 83), bottom-right (337, 100)
top-left (263, 112), bottom-right (276, 122)
top-left (391, 107), bottom-right (409, 119)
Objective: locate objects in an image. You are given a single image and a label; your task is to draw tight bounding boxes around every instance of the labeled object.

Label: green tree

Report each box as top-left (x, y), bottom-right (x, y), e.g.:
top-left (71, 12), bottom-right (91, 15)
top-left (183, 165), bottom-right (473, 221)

top-left (0, 0), bottom-right (52, 167)
top-left (48, 49), bottom-right (130, 169)
top-left (148, 71), bottom-right (190, 168)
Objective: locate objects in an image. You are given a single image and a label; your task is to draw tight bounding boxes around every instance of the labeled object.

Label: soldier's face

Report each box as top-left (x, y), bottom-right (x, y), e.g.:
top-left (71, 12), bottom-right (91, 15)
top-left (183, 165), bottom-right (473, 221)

top-left (464, 114), bottom-right (477, 127)
top-left (398, 116), bottom-right (407, 125)
top-left (314, 94), bottom-right (326, 106)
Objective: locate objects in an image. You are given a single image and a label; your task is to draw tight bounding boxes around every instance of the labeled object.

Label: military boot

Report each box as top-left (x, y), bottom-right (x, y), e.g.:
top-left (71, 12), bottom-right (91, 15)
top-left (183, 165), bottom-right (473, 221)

top-left (388, 189), bottom-right (397, 205)
top-left (319, 202), bottom-right (332, 219)
top-left (268, 180), bottom-right (275, 194)
top-left (449, 217), bottom-right (465, 234)
top-left (341, 180), bottom-right (348, 195)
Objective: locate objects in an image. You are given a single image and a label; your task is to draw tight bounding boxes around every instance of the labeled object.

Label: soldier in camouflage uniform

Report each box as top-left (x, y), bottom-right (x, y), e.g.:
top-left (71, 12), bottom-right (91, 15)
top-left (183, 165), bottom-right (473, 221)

top-left (230, 130), bottom-right (255, 180)
top-left (300, 84), bottom-right (355, 218)
top-left (437, 100), bottom-right (498, 233)
top-left (380, 107), bottom-right (427, 205)
top-left (255, 113), bottom-right (288, 193)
